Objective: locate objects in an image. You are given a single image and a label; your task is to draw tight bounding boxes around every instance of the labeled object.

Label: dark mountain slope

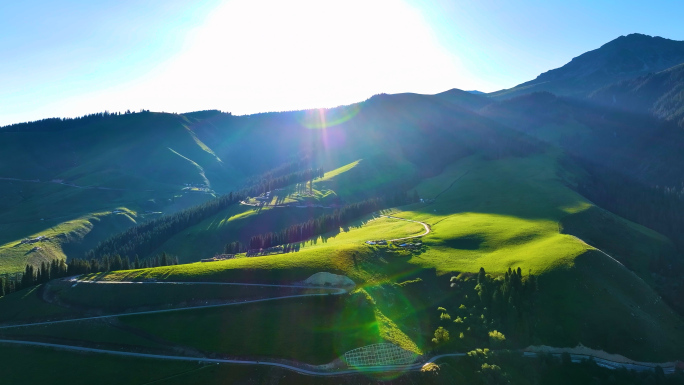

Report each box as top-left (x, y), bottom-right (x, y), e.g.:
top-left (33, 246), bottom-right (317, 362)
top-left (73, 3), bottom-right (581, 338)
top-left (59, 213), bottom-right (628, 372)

top-left (589, 63), bottom-right (684, 128)
top-left (490, 33), bottom-right (684, 99)
top-left (480, 92), bottom-right (684, 187)
top-left (0, 112), bottom-right (234, 190)
top-left (188, 91), bottom-right (538, 184)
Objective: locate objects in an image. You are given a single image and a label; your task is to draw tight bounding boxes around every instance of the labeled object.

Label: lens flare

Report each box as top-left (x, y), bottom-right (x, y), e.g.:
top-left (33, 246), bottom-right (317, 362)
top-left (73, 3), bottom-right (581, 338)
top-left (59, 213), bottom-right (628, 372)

top-left (298, 104), bottom-right (361, 129)
top-left (323, 275), bottom-right (428, 380)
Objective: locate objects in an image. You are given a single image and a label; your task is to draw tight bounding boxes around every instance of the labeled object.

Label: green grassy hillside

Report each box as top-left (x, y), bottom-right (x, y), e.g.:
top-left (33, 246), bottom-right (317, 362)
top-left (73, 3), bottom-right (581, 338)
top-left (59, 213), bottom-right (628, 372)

top-left (0, 112), bottom-right (241, 273)
top-left (84, 151), bottom-right (684, 362)
top-left (0, 210), bottom-right (137, 273)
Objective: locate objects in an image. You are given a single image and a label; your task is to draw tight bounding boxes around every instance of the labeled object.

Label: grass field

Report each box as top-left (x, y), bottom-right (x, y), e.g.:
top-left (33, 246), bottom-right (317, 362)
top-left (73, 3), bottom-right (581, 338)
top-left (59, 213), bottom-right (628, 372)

top-left (98, 153), bottom-right (592, 281)
top-left (0, 343), bottom-right (206, 385)
top-left (85, 151), bottom-right (684, 362)
top-left (95, 215), bottom-right (425, 284)
top-left (123, 295), bottom-right (380, 364)
top-left (0, 319), bottom-right (165, 350)
top-left (48, 280), bottom-right (328, 312)
top-left (534, 249), bottom-right (684, 362)
top-left (559, 205), bottom-right (677, 283)
top-left (0, 209), bottom-right (139, 273)
top-left (0, 285), bottom-right (77, 324)
top-left (314, 156), bottom-right (419, 199)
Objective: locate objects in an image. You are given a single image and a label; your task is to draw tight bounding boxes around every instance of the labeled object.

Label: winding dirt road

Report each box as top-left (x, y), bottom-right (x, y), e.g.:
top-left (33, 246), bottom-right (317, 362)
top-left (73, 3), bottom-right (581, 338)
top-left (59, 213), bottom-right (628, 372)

top-left (378, 215), bottom-right (431, 242)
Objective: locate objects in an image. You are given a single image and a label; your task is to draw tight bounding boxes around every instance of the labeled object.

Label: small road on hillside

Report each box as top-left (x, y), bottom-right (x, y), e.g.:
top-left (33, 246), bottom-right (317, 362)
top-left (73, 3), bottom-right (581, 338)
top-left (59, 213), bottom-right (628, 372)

top-left (0, 338), bottom-right (425, 376)
top-left (0, 176), bottom-right (131, 191)
top-left (0, 340), bottom-right (673, 376)
top-left (240, 200), bottom-right (336, 209)
top-left (0, 281), bottom-right (348, 330)
top-left (378, 215), bottom-right (430, 242)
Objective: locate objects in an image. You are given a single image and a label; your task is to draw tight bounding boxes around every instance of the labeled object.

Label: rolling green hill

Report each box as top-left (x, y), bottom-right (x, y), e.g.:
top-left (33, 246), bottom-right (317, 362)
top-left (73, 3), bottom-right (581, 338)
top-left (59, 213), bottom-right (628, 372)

top-left (81, 150), bottom-right (684, 362)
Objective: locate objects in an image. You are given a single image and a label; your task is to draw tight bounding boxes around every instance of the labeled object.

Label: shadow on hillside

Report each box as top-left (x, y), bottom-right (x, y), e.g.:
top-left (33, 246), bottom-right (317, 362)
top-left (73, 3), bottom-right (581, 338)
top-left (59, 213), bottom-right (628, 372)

top-left (274, 194), bottom-right (287, 205)
top-left (307, 223), bottom-right (364, 245)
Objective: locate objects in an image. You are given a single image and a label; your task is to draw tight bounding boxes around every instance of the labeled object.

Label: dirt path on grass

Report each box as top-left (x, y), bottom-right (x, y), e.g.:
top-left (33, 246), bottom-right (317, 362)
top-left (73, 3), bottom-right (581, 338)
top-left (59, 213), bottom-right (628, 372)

top-left (0, 281), bottom-right (348, 330)
top-left (523, 345), bottom-right (677, 373)
top-left (0, 339), bottom-right (425, 375)
top-left (240, 200), bottom-right (336, 209)
top-left (379, 215), bottom-right (430, 242)
top-left (0, 339), bottom-right (674, 376)
top-left (0, 176), bottom-right (131, 191)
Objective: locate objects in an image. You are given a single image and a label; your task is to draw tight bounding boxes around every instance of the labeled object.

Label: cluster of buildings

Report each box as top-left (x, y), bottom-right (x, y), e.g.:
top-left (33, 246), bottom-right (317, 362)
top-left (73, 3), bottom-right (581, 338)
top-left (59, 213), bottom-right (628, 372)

top-left (200, 254), bottom-right (236, 263)
top-left (182, 182), bottom-right (211, 193)
top-left (254, 190), bottom-right (273, 202)
top-left (20, 235), bottom-right (48, 244)
top-left (365, 240), bottom-right (422, 248)
top-left (398, 242), bottom-right (422, 248)
top-left (365, 240), bottom-right (388, 245)
top-left (246, 245), bottom-right (287, 257)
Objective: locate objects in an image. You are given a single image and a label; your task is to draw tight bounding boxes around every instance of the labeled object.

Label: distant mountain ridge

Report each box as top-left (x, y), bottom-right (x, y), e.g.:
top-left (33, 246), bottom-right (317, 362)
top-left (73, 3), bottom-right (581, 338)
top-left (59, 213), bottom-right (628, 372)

top-left (490, 33), bottom-right (684, 99)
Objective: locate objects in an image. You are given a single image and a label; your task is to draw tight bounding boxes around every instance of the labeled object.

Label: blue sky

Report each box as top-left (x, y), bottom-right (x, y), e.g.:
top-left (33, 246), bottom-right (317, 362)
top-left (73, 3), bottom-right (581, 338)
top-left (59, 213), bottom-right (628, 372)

top-left (1, 0), bottom-right (683, 126)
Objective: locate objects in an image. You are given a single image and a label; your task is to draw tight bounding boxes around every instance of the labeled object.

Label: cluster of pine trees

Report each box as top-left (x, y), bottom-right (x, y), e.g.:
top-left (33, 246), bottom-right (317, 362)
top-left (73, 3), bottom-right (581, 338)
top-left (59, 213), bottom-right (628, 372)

top-left (0, 110), bottom-right (151, 132)
top-left (0, 253), bottom-right (179, 298)
top-left (86, 192), bottom-right (244, 260)
top-left (473, 267), bottom-right (537, 327)
top-left (224, 241), bottom-right (244, 254)
top-left (245, 191), bottom-right (418, 250)
top-left (0, 276), bottom-right (19, 297)
top-left (244, 157), bottom-right (314, 186)
top-left (67, 252), bottom-right (179, 275)
top-left (434, 267), bottom-right (538, 351)
top-left (20, 260), bottom-right (69, 289)
top-left (0, 260), bottom-right (69, 297)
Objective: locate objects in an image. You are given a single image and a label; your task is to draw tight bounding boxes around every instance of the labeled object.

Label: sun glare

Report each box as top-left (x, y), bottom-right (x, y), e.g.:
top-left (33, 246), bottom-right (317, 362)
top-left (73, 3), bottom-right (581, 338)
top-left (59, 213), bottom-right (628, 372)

top-left (61, 0), bottom-right (462, 117)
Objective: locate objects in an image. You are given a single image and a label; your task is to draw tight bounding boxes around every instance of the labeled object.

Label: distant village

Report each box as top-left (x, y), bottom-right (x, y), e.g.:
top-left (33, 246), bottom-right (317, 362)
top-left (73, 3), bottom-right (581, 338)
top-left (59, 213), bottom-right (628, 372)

top-left (249, 190), bottom-right (342, 209)
top-left (182, 182), bottom-right (212, 193)
top-left (366, 240), bottom-right (422, 249)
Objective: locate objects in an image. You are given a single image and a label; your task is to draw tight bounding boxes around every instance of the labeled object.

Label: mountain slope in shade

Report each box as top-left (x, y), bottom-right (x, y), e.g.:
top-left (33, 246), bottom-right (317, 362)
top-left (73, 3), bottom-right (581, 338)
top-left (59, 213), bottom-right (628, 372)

top-left (490, 33), bottom-right (684, 99)
top-left (479, 92), bottom-right (684, 186)
top-left (589, 63), bottom-right (684, 128)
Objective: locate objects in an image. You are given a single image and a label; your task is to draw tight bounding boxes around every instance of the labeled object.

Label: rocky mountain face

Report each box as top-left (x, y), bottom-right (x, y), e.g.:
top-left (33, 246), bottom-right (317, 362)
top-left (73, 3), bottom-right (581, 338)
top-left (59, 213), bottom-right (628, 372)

top-left (490, 33), bottom-right (684, 99)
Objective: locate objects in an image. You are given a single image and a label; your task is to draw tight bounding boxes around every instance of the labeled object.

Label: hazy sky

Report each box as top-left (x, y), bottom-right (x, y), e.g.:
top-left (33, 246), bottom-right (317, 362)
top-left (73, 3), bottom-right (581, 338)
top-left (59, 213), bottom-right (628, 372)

top-left (1, 0), bottom-right (683, 126)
